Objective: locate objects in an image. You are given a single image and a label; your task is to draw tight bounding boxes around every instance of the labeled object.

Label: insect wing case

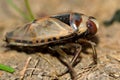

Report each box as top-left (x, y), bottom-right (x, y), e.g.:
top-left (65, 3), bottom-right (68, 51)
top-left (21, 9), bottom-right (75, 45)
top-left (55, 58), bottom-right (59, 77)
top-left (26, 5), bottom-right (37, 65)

top-left (5, 18), bottom-right (74, 46)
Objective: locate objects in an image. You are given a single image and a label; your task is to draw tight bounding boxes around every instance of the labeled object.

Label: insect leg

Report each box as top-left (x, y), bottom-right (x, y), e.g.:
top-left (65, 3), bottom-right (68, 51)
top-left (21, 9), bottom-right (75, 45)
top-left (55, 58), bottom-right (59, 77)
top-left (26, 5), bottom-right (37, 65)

top-left (77, 39), bottom-right (97, 65)
top-left (88, 41), bottom-right (97, 66)
top-left (57, 43), bottom-right (82, 77)
top-left (51, 46), bottom-right (77, 80)
top-left (69, 43), bottom-right (82, 66)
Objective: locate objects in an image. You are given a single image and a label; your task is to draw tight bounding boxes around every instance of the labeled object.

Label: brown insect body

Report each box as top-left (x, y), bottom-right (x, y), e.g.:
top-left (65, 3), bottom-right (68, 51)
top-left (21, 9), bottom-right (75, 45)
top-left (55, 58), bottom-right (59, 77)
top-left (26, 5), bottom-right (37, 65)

top-left (5, 12), bottom-right (98, 47)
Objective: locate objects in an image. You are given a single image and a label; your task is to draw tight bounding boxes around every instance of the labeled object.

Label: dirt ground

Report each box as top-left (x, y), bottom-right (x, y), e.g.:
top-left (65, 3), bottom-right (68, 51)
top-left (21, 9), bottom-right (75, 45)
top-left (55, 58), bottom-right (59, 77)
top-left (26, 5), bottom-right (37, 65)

top-left (0, 0), bottom-right (120, 80)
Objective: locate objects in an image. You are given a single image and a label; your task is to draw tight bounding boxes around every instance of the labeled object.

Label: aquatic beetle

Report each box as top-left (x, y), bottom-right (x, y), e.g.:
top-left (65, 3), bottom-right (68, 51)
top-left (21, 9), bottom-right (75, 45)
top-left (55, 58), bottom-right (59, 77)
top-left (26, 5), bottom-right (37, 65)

top-left (5, 12), bottom-right (99, 79)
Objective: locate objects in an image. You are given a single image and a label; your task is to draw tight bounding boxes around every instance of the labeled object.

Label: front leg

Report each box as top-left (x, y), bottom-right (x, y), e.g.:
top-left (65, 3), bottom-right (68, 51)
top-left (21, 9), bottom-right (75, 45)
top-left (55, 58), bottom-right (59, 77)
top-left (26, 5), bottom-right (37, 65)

top-left (77, 39), bottom-right (97, 65)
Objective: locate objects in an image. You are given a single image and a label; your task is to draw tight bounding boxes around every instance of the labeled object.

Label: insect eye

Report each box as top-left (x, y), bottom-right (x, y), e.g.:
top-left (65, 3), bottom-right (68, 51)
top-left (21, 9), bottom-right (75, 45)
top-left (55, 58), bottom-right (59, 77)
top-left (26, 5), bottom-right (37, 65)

top-left (86, 19), bottom-right (98, 35)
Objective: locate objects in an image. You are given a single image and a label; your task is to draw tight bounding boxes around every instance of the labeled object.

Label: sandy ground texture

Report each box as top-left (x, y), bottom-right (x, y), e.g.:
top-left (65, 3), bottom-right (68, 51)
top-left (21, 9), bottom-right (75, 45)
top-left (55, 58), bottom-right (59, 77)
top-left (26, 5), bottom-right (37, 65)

top-left (0, 0), bottom-right (120, 80)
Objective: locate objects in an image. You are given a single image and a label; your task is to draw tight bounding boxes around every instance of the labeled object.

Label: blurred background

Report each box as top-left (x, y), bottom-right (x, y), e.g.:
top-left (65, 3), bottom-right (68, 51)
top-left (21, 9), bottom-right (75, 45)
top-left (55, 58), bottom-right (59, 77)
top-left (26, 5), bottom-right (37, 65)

top-left (0, 0), bottom-right (120, 23)
top-left (0, 0), bottom-right (120, 80)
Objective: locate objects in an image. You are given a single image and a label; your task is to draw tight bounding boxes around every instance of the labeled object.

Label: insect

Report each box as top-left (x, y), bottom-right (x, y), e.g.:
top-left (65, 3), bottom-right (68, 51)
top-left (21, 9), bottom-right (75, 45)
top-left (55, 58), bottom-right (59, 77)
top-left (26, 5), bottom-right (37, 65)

top-left (5, 12), bottom-right (99, 80)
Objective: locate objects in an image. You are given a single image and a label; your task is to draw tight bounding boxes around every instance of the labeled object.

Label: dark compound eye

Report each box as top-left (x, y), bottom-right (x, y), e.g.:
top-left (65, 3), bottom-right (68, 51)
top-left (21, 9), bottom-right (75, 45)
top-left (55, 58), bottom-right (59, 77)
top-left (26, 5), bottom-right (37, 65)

top-left (86, 19), bottom-right (97, 35)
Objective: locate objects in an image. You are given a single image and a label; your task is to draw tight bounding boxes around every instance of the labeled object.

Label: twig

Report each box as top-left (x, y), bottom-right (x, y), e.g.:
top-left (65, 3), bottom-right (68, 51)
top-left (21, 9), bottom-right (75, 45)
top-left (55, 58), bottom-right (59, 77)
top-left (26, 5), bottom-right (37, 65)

top-left (29, 59), bottom-right (40, 77)
top-left (20, 57), bottom-right (32, 80)
top-left (37, 53), bottom-right (58, 78)
top-left (106, 55), bottom-right (120, 63)
top-left (27, 68), bottom-right (41, 71)
top-left (76, 65), bottom-right (97, 79)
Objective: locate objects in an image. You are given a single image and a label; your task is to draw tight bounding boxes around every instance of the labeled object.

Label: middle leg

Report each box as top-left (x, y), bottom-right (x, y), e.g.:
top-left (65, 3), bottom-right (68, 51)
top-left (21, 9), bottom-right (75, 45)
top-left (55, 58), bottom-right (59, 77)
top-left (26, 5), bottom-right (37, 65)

top-left (56, 43), bottom-right (82, 77)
